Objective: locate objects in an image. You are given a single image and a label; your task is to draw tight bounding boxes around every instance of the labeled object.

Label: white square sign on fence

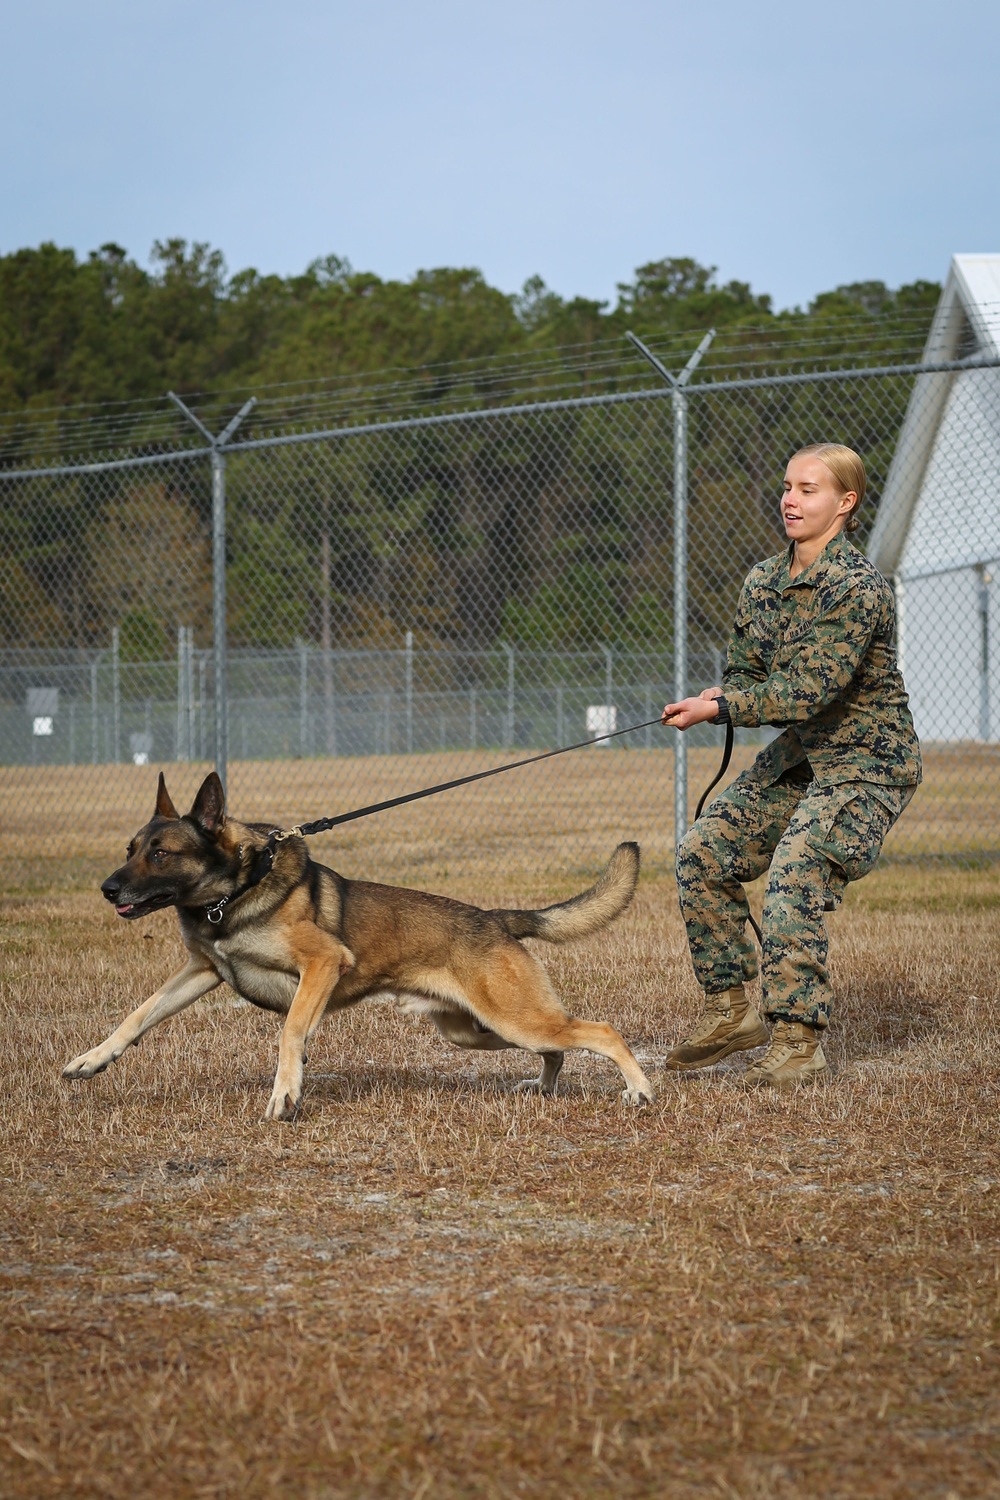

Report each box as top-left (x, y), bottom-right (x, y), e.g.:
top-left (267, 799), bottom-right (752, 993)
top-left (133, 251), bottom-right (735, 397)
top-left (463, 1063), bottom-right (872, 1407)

top-left (28, 687), bottom-right (59, 737)
top-left (586, 705), bottom-right (617, 746)
top-left (130, 733), bottom-right (153, 767)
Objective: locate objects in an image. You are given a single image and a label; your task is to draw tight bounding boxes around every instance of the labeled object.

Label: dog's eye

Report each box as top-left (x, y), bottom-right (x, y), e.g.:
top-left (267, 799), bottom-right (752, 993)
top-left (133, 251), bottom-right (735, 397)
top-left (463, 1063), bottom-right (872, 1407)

top-left (152, 849), bottom-right (169, 862)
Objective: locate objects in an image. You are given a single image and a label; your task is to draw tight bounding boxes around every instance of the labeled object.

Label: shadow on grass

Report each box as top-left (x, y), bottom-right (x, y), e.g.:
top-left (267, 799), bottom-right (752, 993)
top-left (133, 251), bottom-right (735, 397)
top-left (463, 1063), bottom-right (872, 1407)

top-left (833, 982), bottom-right (943, 1063)
top-left (231, 1062), bottom-right (567, 1109)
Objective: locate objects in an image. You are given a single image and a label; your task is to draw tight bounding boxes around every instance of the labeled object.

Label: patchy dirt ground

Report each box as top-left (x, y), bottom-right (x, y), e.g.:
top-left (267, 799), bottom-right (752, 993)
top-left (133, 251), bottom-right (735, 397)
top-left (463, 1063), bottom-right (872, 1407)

top-left (1, 857), bottom-right (998, 1498)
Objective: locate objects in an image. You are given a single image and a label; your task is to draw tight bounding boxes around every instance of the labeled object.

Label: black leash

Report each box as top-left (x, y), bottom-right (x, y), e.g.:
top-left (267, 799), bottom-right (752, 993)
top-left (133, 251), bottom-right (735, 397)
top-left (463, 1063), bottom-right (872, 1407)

top-left (206, 714), bottom-right (750, 928)
top-left (690, 719), bottom-right (763, 944)
top-left (694, 719), bottom-right (734, 821)
top-left (208, 714), bottom-right (663, 919)
top-left (286, 714), bottom-right (666, 839)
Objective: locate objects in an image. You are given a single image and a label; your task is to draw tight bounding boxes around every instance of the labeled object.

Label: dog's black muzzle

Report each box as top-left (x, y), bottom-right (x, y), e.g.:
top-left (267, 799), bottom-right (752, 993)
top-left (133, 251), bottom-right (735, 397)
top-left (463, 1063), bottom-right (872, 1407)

top-left (101, 869), bottom-right (176, 920)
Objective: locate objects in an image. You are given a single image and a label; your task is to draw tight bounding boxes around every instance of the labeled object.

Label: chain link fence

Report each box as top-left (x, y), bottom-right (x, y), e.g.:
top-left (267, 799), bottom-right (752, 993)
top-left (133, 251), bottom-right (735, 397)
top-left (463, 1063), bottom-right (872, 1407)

top-left (2, 340), bottom-right (998, 889)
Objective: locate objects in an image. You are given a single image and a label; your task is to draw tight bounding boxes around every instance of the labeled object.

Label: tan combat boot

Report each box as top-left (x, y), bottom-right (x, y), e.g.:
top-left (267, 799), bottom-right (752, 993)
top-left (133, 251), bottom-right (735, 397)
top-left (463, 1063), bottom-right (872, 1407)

top-left (664, 987), bottom-right (768, 1070)
top-left (743, 1019), bottom-right (828, 1089)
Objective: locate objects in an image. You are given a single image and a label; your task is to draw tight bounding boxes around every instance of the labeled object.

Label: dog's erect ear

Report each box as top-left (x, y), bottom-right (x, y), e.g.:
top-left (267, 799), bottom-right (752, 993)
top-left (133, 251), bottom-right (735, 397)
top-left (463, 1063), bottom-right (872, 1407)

top-left (155, 772), bottom-right (180, 820)
top-left (189, 772), bottom-right (226, 836)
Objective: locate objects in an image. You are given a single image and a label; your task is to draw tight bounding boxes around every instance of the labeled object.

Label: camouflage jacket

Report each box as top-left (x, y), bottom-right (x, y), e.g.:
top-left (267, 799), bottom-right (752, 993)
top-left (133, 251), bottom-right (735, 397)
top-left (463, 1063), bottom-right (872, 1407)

top-left (722, 531), bottom-right (922, 789)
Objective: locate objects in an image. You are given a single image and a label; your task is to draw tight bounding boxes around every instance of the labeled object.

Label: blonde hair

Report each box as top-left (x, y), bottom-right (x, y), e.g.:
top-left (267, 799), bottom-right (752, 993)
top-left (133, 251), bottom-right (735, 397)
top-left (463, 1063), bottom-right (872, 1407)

top-left (791, 443), bottom-right (867, 533)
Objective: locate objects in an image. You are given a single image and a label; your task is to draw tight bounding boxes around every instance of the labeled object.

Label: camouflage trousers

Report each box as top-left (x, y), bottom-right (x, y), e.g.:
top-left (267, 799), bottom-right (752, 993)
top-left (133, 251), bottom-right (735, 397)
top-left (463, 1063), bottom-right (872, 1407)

top-left (675, 767), bottom-right (914, 1028)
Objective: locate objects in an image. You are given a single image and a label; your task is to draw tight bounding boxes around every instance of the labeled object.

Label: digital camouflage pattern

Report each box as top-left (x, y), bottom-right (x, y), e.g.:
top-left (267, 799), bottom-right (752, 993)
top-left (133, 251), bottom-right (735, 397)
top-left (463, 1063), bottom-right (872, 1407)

top-left (676, 531), bottom-right (921, 1028)
top-left (677, 768), bottom-right (912, 1027)
top-left (722, 530), bottom-right (922, 789)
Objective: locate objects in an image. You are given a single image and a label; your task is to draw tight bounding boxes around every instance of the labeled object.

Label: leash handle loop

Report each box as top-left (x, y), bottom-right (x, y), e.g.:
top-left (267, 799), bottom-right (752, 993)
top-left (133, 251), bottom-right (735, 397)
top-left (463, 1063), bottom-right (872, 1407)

top-left (694, 720), bottom-right (735, 822)
top-left (689, 720), bottom-right (764, 946)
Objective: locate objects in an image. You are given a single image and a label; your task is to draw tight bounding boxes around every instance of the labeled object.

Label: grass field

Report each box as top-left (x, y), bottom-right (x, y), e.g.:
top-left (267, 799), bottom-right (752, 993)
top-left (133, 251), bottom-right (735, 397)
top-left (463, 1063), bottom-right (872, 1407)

top-left (1, 760), bottom-right (998, 1497)
top-left (2, 742), bottom-right (998, 893)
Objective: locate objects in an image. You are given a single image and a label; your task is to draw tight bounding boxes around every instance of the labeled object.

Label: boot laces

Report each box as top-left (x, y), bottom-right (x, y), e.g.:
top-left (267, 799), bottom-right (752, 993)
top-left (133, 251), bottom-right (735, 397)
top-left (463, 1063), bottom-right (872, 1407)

top-left (763, 1021), bottom-right (812, 1069)
top-left (763, 1040), bottom-right (800, 1069)
top-left (682, 996), bottom-right (731, 1045)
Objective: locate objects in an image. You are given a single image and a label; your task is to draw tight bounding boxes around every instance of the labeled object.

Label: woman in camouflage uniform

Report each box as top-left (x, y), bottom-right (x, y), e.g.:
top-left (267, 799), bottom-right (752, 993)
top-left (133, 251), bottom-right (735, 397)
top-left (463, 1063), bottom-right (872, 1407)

top-left (661, 444), bottom-right (921, 1088)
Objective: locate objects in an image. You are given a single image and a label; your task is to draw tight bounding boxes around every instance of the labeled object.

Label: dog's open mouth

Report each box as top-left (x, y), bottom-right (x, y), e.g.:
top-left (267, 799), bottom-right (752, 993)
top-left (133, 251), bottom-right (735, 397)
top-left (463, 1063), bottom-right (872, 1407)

top-left (114, 894), bottom-right (176, 920)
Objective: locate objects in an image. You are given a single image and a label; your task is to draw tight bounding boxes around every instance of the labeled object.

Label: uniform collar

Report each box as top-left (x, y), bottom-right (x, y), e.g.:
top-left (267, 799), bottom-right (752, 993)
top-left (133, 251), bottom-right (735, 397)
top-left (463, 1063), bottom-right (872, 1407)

top-left (764, 530), bottom-right (856, 593)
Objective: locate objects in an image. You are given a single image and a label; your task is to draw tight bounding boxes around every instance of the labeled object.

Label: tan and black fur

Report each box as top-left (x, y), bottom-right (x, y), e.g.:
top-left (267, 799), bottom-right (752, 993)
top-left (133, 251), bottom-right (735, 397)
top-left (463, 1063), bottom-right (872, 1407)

top-left (63, 773), bottom-right (653, 1119)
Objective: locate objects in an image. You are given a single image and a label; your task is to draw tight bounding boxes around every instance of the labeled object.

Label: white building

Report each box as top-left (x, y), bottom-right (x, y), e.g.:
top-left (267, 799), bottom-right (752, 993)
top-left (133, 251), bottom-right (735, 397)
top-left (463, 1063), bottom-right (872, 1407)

top-left (868, 254), bottom-right (1000, 742)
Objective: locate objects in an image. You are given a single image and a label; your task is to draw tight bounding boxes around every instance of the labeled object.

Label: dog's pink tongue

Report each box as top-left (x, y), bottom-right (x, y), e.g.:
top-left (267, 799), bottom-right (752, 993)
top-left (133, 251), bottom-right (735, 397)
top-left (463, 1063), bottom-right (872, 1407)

top-left (116, 903), bottom-right (134, 915)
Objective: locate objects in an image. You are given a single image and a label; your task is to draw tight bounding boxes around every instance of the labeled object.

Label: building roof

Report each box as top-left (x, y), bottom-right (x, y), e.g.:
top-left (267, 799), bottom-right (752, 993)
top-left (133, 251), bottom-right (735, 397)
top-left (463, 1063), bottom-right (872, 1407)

top-left (867, 254), bottom-right (1000, 579)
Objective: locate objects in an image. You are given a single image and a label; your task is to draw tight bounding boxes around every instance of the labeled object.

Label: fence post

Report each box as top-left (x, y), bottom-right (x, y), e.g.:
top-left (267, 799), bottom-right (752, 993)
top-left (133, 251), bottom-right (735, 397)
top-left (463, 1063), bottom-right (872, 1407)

top-left (299, 640), bottom-right (309, 756)
top-left (211, 448), bottom-right (228, 788)
top-left (198, 651), bottom-right (207, 761)
top-left (112, 626), bottom-right (121, 765)
top-left (186, 627), bottom-right (196, 763)
top-left (628, 329), bottom-right (714, 846)
top-left (604, 646), bottom-right (613, 738)
top-left (504, 644), bottom-right (515, 749)
top-left (90, 659), bottom-right (98, 765)
top-left (979, 565), bottom-right (992, 741)
top-left (176, 625), bottom-right (186, 760)
top-left (405, 629), bottom-right (414, 753)
top-left (672, 385), bottom-right (689, 839)
top-left (320, 527), bottom-right (337, 755)
top-left (169, 391), bottom-right (256, 792)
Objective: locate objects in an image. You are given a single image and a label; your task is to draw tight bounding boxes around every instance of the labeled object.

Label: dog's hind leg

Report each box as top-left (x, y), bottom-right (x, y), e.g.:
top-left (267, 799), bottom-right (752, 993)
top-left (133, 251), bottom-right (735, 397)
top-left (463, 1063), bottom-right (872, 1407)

top-left (514, 1051), bottom-right (565, 1096)
top-left (62, 955), bottom-right (222, 1079)
top-left (470, 949), bottom-right (653, 1106)
top-left (545, 1018), bottom-right (652, 1105)
top-left (265, 934), bottom-right (355, 1122)
top-left (427, 1006), bottom-right (564, 1096)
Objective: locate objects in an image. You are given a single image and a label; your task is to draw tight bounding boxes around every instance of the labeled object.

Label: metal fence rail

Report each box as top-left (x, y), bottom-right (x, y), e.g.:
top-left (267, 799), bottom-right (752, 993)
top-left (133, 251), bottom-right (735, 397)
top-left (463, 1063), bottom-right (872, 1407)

top-left (2, 344), bottom-right (998, 881)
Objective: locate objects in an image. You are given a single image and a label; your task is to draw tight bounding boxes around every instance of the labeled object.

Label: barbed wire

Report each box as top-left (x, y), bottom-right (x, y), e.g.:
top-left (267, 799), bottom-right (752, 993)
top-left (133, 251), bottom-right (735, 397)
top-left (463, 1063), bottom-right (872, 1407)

top-left (2, 301), bottom-right (993, 469)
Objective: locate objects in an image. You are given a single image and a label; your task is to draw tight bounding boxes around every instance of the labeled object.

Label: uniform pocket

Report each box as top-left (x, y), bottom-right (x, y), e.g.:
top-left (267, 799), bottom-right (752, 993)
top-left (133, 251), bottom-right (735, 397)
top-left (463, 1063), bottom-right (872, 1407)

top-left (805, 783), bottom-right (906, 883)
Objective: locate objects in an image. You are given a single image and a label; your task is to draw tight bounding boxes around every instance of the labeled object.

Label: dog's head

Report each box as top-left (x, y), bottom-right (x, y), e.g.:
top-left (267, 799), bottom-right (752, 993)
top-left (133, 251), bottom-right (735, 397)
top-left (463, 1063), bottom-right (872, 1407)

top-left (101, 773), bottom-right (235, 919)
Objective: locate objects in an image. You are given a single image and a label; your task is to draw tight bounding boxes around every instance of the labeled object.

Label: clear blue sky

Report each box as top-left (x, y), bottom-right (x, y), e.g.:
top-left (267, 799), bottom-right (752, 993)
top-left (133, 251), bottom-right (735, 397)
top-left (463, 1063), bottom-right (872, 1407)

top-left (3, 0), bottom-right (998, 312)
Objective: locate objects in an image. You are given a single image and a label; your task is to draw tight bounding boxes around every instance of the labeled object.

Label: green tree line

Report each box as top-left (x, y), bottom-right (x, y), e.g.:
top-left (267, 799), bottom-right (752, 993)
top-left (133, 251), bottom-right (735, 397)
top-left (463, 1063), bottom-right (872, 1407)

top-left (0, 242), bottom-right (941, 662)
top-left (0, 239), bottom-right (939, 414)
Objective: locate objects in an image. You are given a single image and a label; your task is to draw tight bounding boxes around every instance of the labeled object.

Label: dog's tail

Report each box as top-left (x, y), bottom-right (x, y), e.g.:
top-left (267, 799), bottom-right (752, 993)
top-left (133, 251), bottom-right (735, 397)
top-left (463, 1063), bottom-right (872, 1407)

top-left (494, 842), bottom-right (640, 944)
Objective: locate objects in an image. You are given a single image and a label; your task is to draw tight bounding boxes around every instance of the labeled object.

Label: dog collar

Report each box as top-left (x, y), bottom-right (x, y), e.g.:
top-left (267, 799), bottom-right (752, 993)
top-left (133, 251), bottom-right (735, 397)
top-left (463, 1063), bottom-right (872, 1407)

top-left (204, 836), bottom-right (281, 924)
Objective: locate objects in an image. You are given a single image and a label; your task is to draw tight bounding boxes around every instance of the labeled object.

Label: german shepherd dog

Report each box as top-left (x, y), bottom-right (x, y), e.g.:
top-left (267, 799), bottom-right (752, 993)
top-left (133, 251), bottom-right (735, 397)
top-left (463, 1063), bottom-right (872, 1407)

top-left (63, 773), bottom-right (654, 1119)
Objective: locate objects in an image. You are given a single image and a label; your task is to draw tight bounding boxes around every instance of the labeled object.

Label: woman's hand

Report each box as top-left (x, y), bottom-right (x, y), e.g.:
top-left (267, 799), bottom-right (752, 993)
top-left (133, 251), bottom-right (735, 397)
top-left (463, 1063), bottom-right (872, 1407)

top-left (661, 695), bottom-right (722, 730)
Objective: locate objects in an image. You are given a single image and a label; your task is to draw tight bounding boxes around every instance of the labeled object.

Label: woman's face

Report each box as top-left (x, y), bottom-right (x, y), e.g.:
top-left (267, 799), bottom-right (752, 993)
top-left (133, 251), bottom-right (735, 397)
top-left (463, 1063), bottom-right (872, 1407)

top-left (781, 455), bottom-right (857, 547)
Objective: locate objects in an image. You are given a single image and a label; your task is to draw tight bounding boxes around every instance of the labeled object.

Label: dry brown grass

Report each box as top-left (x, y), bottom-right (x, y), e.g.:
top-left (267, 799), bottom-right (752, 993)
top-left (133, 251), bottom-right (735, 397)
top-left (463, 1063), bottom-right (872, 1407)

top-left (3, 742), bottom-right (998, 895)
top-left (1, 771), bottom-right (998, 1498)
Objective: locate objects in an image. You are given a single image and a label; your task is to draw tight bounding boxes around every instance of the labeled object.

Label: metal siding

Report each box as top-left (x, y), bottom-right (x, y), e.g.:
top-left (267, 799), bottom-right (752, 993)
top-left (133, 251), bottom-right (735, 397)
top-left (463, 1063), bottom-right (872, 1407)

top-left (898, 367), bottom-right (1000, 577)
top-left (902, 568), bottom-right (981, 742)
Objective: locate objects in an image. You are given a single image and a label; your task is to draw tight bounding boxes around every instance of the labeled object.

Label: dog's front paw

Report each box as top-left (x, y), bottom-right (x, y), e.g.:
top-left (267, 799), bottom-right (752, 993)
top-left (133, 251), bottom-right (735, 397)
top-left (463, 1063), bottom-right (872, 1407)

top-left (621, 1085), bottom-right (653, 1107)
top-left (62, 1047), bottom-right (116, 1080)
